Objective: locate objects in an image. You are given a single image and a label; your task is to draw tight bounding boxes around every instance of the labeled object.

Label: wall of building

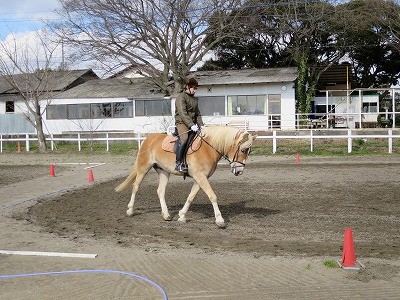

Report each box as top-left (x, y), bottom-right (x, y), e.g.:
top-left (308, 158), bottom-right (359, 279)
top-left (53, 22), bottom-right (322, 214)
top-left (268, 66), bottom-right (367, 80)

top-left (314, 94), bottom-right (379, 128)
top-left (41, 81), bottom-right (297, 134)
top-left (42, 97), bottom-right (174, 134)
top-left (195, 81), bottom-right (296, 131)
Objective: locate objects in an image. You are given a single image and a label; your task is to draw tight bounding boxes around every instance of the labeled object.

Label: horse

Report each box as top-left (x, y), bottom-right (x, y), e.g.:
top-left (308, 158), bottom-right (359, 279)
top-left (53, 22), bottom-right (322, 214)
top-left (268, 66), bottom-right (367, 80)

top-left (115, 126), bottom-right (257, 228)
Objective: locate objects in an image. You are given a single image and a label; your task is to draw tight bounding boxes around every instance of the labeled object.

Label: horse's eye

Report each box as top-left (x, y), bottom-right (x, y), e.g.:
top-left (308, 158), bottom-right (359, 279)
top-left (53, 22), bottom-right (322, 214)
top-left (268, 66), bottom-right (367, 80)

top-left (241, 148), bottom-right (248, 154)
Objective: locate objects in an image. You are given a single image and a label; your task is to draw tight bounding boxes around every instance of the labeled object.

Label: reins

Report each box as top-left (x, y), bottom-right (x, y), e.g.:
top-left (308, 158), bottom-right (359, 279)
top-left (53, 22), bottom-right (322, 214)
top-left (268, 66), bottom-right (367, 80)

top-left (197, 130), bottom-right (246, 167)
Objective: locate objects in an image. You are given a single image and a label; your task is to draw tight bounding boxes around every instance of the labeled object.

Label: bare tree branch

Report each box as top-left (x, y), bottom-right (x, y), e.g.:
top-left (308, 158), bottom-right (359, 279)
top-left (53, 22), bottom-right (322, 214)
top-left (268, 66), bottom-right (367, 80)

top-left (52, 0), bottom-right (245, 94)
top-left (0, 31), bottom-right (67, 152)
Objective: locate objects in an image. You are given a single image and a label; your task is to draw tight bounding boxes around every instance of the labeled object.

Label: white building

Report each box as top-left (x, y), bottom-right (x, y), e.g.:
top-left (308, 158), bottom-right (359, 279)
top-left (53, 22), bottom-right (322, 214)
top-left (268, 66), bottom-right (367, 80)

top-left (41, 67), bottom-right (298, 134)
top-left (3, 66), bottom-right (395, 135)
top-left (0, 69), bottom-right (99, 134)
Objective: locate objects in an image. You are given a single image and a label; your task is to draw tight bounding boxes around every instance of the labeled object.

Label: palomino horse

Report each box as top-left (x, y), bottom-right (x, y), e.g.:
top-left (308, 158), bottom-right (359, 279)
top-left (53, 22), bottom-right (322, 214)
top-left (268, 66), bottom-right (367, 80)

top-left (115, 126), bottom-right (257, 228)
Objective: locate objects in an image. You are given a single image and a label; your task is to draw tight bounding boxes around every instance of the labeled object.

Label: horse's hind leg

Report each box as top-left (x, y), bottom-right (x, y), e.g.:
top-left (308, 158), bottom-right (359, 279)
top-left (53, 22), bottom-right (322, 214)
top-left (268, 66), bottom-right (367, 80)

top-left (178, 182), bottom-right (201, 223)
top-left (156, 169), bottom-right (172, 221)
top-left (126, 165), bottom-right (152, 217)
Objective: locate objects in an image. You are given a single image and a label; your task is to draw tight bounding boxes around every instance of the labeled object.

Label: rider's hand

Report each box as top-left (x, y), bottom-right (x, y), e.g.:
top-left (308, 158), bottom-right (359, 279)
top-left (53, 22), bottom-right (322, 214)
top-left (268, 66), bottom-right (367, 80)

top-left (191, 124), bottom-right (199, 132)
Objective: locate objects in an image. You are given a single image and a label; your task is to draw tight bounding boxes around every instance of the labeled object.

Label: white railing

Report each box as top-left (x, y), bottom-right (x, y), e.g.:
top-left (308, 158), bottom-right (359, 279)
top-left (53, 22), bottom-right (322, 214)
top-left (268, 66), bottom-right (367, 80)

top-left (1, 129), bottom-right (399, 154)
top-left (256, 129), bottom-right (399, 154)
top-left (0, 132), bottom-right (146, 153)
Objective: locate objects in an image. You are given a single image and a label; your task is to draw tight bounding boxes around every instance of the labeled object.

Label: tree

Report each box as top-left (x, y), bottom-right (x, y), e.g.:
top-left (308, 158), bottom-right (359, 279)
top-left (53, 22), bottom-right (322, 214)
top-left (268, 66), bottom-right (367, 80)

top-left (204, 0), bottom-right (400, 113)
top-left (0, 31), bottom-right (65, 152)
top-left (203, 0), bottom-right (346, 114)
top-left (200, 0), bottom-right (292, 70)
top-left (52, 0), bottom-right (245, 94)
top-left (336, 0), bottom-right (400, 88)
top-left (374, 0), bottom-right (400, 53)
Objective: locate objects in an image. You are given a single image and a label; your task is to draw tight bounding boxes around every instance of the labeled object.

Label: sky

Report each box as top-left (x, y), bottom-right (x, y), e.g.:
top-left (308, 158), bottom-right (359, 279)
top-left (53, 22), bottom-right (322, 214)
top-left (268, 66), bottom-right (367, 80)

top-left (0, 0), bottom-right (102, 75)
top-left (0, 0), bottom-right (60, 37)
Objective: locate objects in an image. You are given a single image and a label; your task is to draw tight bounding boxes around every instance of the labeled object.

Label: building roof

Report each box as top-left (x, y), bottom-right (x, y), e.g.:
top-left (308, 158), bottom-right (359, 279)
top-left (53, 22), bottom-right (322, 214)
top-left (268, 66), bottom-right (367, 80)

top-left (193, 67), bottom-right (298, 86)
top-left (53, 77), bottom-right (166, 99)
top-left (0, 69), bottom-right (98, 95)
top-left (316, 63), bottom-right (357, 89)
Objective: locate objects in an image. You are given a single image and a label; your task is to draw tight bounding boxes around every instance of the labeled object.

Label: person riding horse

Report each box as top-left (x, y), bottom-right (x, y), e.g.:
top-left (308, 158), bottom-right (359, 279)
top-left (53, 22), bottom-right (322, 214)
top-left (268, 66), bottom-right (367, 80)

top-left (174, 77), bottom-right (204, 172)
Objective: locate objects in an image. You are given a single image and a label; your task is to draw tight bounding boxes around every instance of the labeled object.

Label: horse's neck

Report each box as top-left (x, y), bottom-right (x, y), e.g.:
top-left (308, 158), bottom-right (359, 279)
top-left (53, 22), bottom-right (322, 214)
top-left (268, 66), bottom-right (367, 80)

top-left (200, 135), bottom-right (226, 159)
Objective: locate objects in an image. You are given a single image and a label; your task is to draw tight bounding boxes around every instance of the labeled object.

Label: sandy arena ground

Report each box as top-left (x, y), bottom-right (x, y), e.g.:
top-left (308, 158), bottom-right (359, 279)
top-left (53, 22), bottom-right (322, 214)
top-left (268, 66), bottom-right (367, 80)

top-left (1, 153), bottom-right (400, 299)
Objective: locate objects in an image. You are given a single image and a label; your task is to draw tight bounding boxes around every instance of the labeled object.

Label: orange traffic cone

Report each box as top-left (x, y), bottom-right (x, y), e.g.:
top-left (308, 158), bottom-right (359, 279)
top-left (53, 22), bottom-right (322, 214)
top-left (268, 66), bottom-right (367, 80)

top-left (88, 169), bottom-right (94, 183)
top-left (49, 164), bottom-right (55, 177)
top-left (17, 141), bottom-right (22, 153)
top-left (338, 228), bottom-right (364, 270)
top-left (295, 153), bottom-right (300, 163)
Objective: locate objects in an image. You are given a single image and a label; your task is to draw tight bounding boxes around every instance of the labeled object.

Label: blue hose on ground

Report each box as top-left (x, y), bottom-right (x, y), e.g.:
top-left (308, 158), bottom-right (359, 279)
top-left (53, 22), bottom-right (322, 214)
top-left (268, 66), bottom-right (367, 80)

top-left (0, 269), bottom-right (168, 300)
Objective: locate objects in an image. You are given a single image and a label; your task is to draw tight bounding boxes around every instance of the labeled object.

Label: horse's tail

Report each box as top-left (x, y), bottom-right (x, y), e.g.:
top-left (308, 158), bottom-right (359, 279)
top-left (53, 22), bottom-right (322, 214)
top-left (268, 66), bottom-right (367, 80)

top-left (115, 161), bottom-right (137, 192)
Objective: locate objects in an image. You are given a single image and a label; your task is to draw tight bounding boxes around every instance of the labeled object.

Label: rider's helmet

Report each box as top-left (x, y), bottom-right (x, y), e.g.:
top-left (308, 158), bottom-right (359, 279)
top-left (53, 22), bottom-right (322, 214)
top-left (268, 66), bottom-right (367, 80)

top-left (185, 77), bottom-right (199, 88)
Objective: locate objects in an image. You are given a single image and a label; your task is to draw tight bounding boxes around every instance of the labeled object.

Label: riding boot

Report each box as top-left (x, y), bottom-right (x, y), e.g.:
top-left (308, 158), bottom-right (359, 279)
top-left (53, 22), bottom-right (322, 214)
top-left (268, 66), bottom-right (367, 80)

top-left (175, 141), bottom-right (188, 172)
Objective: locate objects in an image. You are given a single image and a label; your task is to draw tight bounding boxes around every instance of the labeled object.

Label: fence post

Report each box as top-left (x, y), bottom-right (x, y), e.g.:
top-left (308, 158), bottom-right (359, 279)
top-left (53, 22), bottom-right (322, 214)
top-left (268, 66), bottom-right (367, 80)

top-left (51, 134), bottom-right (54, 151)
top-left (137, 133), bottom-right (141, 149)
top-left (106, 133), bottom-right (109, 152)
top-left (272, 130), bottom-right (277, 154)
top-left (78, 133), bottom-right (81, 151)
top-left (310, 129), bottom-right (314, 152)
top-left (0, 134), bottom-right (2, 153)
top-left (347, 129), bottom-right (352, 153)
top-left (26, 133), bottom-right (30, 152)
top-left (388, 128), bottom-right (393, 154)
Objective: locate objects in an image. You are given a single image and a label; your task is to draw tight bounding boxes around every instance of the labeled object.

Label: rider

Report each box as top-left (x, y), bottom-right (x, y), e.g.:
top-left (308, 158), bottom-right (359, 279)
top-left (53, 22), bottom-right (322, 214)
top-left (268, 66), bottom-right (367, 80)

top-left (174, 77), bottom-right (204, 172)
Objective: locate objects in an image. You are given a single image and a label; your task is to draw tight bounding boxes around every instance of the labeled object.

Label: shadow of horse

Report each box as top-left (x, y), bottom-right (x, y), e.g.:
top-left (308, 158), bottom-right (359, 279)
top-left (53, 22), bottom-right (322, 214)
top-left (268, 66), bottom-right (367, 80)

top-left (154, 200), bottom-right (281, 223)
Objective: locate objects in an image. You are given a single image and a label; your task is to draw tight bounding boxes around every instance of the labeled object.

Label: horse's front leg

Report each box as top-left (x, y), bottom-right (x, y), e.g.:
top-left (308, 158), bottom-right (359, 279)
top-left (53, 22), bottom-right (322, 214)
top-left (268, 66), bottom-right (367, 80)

top-left (192, 176), bottom-right (225, 228)
top-left (178, 182), bottom-right (201, 223)
top-left (156, 169), bottom-right (172, 221)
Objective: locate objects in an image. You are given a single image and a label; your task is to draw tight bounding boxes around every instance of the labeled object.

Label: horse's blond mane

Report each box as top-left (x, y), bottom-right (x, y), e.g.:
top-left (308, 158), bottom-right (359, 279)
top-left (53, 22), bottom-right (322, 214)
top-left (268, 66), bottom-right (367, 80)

top-left (201, 126), bottom-right (252, 153)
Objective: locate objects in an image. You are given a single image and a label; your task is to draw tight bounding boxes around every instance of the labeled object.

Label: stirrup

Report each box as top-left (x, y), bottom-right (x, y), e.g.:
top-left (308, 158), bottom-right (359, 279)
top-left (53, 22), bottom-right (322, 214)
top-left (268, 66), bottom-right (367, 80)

top-left (175, 163), bottom-right (188, 172)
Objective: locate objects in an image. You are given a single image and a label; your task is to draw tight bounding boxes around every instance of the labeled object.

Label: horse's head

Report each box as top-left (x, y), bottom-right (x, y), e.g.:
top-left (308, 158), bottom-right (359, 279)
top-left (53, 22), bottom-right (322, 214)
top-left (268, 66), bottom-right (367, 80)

top-left (228, 131), bottom-right (257, 176)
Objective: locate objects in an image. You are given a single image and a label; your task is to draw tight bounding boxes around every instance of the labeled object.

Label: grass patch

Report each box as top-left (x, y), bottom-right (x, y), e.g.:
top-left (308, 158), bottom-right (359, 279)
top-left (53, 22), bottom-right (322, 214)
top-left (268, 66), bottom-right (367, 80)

top-left (1, 141), bottom-right (138, 155)
top-left (323, 260), bottom-right (339, 268)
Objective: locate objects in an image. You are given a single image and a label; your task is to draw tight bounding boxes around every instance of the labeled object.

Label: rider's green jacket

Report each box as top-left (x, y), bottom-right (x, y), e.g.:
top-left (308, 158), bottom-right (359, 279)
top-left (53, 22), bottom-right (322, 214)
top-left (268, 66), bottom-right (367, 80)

top-left (175, 91), bottom-right (204, 128)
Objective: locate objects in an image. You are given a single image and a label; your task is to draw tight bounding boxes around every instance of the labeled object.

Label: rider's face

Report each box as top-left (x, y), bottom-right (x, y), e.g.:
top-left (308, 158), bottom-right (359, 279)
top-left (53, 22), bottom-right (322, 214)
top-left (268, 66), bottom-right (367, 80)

top-left (186, 86), bottom-right (197, 94)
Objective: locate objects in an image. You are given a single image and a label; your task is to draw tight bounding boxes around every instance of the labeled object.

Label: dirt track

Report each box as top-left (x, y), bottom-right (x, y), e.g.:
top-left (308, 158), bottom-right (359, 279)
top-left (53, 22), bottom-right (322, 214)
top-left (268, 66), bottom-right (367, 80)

top-left (18, 157), bottom-right (400, 259)
top-left (1, 154), bottom-right (400, 299)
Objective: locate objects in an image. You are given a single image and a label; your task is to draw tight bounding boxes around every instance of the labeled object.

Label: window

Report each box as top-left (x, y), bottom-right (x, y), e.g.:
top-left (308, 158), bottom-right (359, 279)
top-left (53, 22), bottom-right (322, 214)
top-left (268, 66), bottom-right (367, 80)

top-left (228, 95), bottom-right (265, 115)
top-left (91, 103), bottom-right (112, 118)
top-left (362, 103), bottom-right (377, 113)
top-left (268, 94), bottom-right (281, 128)
top-left (68, 104), bottom-right (90, 119)
top-left (315, 105), bottom-right (335, 114)
top-left (198, 96), bottom-right (225, 116)
top-left (5, 101), bottom-right (14, 113)
top-left (135, 99), bottom-right (172, 116)
top-left (47, 105), bottom-right (67, 119)
top-left (113, 102), bottom-right (133, 118)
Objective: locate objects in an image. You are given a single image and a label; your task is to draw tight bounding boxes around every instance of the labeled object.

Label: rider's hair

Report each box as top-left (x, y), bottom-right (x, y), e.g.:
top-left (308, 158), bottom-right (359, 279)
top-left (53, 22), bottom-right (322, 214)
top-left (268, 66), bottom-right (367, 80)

top-left (186, 77), bottom-right (198, 88)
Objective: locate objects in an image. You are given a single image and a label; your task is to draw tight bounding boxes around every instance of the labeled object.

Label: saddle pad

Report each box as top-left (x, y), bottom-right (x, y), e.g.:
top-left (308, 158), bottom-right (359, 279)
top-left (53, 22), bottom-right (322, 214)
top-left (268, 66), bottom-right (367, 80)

top-left (161, 135), bottom-right (201, 155)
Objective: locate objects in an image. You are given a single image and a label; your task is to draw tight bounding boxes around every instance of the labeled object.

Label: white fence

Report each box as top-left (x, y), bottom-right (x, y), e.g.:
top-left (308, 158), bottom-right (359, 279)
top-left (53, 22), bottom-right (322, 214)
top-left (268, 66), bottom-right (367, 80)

top-left (1, 129), bottom-right (399, 154)
top-left (0, 132), bottom-right (145, 153)
top-left (256, 129), bottom-right (399, 154)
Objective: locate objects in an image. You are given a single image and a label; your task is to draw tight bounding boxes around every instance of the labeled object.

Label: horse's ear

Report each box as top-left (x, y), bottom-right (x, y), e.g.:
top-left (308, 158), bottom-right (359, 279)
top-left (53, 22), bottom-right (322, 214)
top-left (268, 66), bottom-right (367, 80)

top-left (252, 135), bottom-right (258, 141)
top-left (240, 132), bottom-right (249, 143)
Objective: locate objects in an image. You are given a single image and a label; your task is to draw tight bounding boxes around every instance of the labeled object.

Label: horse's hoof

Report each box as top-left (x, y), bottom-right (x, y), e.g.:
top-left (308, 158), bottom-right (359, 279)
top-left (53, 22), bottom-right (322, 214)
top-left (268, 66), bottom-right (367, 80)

top-left (216, 221), bottom-right (226, 228)
top-left (178, 216), bottom-right (187, 223)
top-left (163, 214), bottom-right (172, 221)
top-left (126, 209), bottom-right (134, 217)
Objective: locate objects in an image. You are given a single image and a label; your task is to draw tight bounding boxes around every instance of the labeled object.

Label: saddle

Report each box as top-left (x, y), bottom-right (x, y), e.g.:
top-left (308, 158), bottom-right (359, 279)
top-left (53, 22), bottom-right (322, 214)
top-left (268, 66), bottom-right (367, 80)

top-left (161, 134), bottom-right (201, 155)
